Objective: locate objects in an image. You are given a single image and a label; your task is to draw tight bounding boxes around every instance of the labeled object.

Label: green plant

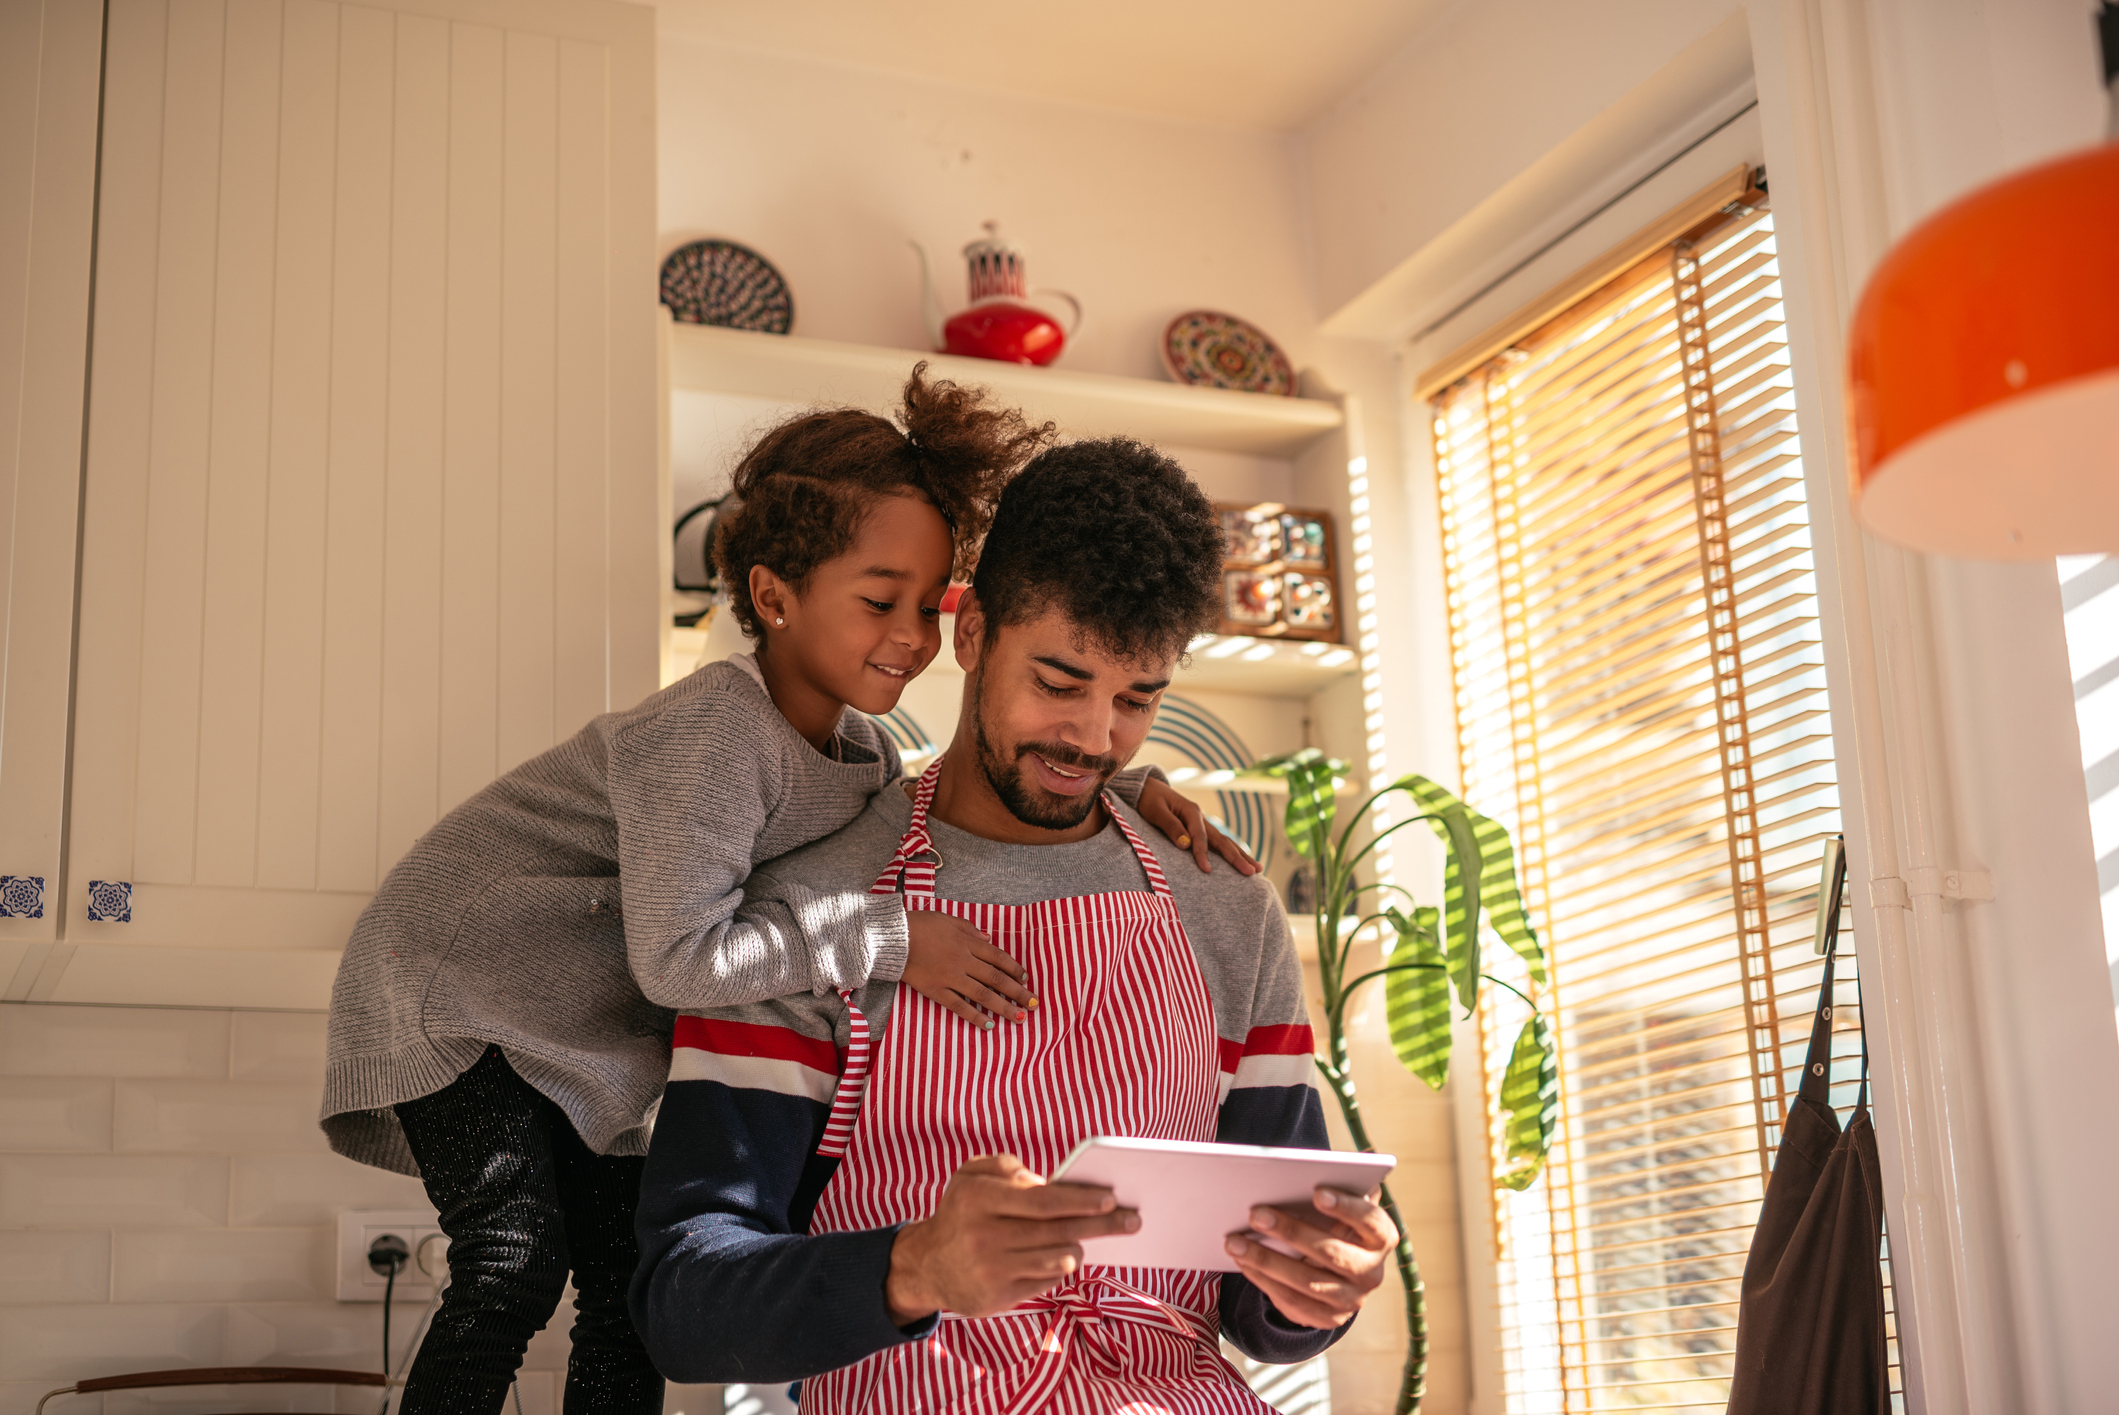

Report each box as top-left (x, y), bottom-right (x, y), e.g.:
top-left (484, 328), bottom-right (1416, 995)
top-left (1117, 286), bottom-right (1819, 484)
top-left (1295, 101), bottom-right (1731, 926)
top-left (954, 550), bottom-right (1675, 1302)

top-left (1244, 749), bottom-right (1558, 1415)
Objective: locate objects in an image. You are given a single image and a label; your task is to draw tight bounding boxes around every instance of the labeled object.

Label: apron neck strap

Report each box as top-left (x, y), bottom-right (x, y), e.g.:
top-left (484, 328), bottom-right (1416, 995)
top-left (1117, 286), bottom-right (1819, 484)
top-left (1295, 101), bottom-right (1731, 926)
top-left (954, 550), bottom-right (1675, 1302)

top-left (866, 757), bottom-right (1174, 901)
top-left (1798, 946), bottom-right (1839, 1106)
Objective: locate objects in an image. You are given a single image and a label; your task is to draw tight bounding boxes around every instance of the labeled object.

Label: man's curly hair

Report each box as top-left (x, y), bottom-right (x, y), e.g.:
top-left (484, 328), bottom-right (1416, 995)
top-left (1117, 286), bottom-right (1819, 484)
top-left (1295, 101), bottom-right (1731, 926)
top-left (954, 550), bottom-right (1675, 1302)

top-left (713, 364), bottom-right (1054, 640)
top-left (971, 438), bottom-right (1222, 664)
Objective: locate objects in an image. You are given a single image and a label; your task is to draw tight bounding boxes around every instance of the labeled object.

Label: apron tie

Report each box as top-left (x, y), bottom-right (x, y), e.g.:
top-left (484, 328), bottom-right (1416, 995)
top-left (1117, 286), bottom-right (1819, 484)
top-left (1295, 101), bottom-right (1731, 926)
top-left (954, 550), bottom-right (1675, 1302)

top-left (997, 1275), bottom-right (1220, 1415)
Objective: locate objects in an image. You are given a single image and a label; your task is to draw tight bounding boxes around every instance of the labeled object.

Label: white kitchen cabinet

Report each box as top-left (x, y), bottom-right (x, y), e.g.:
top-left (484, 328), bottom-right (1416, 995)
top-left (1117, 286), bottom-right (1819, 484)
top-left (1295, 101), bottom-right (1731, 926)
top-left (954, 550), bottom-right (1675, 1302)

top-left (15, 0), bottom-right (658, 1007)
top-left (0, 0), bottom-right (103, 966)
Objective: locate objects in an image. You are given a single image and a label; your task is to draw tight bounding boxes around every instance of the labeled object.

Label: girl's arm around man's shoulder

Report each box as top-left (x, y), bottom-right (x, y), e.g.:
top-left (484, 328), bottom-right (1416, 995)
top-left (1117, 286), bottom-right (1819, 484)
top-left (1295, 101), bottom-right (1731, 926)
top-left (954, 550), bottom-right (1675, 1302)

top-left (602, 682), bottom-right (909, 1012)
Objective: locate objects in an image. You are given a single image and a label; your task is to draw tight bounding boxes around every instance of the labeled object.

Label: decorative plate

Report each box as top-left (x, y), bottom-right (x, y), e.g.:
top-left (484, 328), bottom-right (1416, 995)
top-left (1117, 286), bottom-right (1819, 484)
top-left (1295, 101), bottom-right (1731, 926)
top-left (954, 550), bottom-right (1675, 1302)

top-left (1162, 310), bottom-right (1296, 396)
top-left (660, 239), bottom-right (794, 334)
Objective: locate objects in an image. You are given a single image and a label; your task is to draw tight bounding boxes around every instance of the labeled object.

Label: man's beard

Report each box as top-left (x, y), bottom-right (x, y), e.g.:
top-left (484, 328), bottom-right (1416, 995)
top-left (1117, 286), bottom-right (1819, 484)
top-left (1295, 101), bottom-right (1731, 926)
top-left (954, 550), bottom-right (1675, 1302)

top-left (968, 672), bottom-right (1121, 831)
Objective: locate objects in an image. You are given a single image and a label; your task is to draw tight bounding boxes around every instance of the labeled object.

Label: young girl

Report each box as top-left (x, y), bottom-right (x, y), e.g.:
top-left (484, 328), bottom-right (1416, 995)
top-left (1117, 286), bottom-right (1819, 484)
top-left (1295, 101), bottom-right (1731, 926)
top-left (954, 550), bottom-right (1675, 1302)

top-left (321, 366), bottom-right (1247, 1414)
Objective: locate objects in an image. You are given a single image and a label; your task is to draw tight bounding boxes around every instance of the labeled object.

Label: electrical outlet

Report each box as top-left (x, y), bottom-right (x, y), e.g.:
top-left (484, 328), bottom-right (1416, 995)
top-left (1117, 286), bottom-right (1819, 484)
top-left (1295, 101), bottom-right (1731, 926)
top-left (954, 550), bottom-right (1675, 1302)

top-left (338, 1209), bottom-right (446, 1302)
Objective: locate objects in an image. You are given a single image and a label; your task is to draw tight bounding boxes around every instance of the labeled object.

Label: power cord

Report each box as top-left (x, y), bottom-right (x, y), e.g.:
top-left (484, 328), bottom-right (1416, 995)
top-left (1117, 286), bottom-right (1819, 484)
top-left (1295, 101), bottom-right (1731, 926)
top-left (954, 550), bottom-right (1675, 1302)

top-left (366, 1235), bottom-right (411, 1411)
top-left (381, 1238), bottom-right (452, 1413)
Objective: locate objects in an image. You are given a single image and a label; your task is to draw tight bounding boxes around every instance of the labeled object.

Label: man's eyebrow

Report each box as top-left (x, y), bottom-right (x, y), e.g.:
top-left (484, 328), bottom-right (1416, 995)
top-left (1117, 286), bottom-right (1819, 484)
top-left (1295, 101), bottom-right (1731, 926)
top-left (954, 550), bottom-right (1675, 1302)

top-left (1032, 654), bottom-right (1093, 680)
top-left (1032, 654), bottom-right (1171, 695)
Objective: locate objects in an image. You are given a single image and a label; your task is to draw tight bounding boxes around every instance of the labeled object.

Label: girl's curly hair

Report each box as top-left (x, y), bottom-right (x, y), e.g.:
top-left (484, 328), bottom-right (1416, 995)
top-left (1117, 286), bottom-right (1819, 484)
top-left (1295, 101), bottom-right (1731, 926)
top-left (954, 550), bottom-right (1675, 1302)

top-left (712, 363), bottom-right (1055, 641)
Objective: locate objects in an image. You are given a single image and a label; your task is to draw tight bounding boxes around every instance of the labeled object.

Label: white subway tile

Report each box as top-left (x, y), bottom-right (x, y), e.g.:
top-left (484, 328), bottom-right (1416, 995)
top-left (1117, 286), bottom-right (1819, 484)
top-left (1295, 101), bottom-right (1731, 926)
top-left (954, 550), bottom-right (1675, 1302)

top-left (0, 1077), bottom-right (114, 1151)
top-left (227, 1301), bottom-right (384, 1367)
top-left (229, 1153), bottom-right (431, 1226)
top-left (0, 1302), bottom-right (225, 1383)
top-left (104, 1385), bottom-right (335, 1415)
top-left (0, 1004), bottom-right (228, 1079)
top-left (662, 1384), bottom-right (723, 1415)
top-left (1, 1385), bottom-right (100, 1415)
top-left (0, 1230), bottom-right (110, 1303)
top-left (512, 1372), bottom-right (556, 1415)
top-left (0, 1154), bottom-right (228, 1228)
top-left (113, 1227), bottom-right (331, 1303)
top-left (228, 1012), bottom-right (326, 1083)
top-left (113, 1081), bottom-right (326, 1154)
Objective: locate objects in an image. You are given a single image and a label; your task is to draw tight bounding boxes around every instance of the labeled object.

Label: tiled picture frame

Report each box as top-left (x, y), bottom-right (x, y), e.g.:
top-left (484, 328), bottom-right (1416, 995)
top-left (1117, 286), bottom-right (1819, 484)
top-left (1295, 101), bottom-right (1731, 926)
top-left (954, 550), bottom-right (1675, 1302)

top-left (1214, 503), bottom-right (1342, 643)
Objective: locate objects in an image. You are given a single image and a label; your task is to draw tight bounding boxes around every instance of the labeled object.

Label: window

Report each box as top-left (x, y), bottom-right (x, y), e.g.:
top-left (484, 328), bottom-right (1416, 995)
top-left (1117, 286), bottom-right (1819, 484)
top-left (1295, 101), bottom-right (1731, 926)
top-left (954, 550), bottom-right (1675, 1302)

top-left (2058, 553), bottom-right (2119, 1032)
top-left (1429, 204), bottom-right (1897, 1410)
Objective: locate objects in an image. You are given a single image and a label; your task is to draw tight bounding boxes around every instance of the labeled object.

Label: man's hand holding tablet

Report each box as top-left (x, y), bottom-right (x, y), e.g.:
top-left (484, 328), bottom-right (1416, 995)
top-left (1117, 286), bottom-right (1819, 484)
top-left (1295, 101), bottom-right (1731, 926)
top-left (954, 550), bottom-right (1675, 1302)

top-left (1225, 1185), bottom-right (1397, 1330)
top-left (884, 1144), bottom-right (1400, 1332)
top-left (884, 1154), bottom-right (1143, 1323)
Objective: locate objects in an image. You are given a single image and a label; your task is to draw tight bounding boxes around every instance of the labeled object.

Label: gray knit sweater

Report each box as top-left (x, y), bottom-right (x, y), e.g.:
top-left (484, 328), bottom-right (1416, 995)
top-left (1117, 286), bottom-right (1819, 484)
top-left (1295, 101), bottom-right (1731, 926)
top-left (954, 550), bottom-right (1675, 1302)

top-left (323, 655), bottom-right (1161, 1175)
top-left (321, 656), bottom-right (915, 1175)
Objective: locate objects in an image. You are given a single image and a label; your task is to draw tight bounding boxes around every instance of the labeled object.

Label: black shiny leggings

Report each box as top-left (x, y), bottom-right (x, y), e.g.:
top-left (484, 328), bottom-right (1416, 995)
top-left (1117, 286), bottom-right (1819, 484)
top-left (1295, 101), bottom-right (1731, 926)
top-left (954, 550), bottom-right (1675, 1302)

top-left (395, 1047), bottom-right (664, 1415)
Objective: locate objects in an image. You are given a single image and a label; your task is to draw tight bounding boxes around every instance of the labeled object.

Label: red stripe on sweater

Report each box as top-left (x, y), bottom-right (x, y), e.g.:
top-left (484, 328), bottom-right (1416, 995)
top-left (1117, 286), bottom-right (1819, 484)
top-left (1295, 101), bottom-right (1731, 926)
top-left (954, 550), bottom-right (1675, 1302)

top-left (1217, 1024), bottom-right (1316, 1075)
top-left (672, 1015), bottom-right (839, 1073)
top-left (1241, 1023), bottom-right (1314, 1057)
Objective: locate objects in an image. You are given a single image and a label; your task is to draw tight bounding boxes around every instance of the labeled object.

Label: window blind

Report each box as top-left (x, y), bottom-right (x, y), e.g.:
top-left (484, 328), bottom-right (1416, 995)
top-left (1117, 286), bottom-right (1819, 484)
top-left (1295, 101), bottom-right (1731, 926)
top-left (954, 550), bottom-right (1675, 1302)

top-left (1431, 208), bottom-right (1898, 1411)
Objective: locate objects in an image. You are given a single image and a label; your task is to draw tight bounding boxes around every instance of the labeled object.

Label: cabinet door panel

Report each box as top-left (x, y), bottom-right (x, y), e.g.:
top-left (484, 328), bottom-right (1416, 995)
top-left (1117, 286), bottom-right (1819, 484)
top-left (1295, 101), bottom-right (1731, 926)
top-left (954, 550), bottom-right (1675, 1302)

top-left (312, 0), bottom-right (395, 896)
top-left (253, 0), bottom-right (340, 893)
top-left (0, 0), bottom-right (101, 956)
top-left (69, 0), bottom-right (656, 960)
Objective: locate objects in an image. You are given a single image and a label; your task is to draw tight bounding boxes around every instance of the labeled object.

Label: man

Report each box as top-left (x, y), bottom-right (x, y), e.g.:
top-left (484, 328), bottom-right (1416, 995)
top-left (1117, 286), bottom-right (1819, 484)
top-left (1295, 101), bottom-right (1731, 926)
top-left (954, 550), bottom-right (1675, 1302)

top-left (631, 439), bottom-right (1397, 1411)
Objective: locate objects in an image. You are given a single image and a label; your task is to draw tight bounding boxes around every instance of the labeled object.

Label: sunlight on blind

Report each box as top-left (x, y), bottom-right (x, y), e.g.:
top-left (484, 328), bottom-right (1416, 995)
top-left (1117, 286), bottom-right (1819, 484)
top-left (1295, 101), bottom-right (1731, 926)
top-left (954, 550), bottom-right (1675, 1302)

top-left (1432, 210), bottom-right (1895, 1412)
top-left (2058, 553), bottom-right (2119, 1028)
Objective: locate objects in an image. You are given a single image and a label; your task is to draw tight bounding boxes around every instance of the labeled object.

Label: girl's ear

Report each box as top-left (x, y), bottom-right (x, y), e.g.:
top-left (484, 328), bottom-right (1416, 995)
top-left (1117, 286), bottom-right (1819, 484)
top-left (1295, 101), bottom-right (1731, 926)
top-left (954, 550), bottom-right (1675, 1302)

top-left (750, 564), bottom-right (791, 630)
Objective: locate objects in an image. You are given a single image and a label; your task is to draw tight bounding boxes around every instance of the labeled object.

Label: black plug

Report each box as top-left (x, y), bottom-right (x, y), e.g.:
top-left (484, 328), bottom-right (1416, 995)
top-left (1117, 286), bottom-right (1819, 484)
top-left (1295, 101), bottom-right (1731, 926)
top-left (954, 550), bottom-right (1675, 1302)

top-left (367, 1233), bottom-right (411, 1276)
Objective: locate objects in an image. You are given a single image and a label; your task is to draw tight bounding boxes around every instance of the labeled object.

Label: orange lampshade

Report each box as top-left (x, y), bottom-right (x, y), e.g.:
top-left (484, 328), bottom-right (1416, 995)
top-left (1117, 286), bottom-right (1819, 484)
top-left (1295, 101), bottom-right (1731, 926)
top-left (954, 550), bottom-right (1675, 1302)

top-left (1848, 142), bottom-right (2119, 558)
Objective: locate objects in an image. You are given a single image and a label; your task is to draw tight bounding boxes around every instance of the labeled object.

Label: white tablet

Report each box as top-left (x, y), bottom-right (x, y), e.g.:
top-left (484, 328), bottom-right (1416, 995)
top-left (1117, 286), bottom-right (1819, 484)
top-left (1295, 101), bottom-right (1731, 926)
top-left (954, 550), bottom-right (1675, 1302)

top-left (1048, 1135), bottom-right (1396, 1273)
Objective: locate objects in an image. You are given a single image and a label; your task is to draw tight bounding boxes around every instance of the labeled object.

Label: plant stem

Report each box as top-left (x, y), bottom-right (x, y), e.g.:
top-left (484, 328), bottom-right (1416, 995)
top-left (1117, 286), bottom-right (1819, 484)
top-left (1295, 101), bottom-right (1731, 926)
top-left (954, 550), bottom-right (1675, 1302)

top-left (1316, 1052), bottom-right (1426, 1415)
top-left (1316, 902), bottom-right (1425, 1415)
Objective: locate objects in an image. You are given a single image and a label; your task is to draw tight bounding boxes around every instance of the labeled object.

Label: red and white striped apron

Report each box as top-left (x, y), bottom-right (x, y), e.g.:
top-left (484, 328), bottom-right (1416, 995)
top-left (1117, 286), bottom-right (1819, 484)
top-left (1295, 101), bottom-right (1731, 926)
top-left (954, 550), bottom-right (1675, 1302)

top-left (800, 759), bottom-right (1273, 1415)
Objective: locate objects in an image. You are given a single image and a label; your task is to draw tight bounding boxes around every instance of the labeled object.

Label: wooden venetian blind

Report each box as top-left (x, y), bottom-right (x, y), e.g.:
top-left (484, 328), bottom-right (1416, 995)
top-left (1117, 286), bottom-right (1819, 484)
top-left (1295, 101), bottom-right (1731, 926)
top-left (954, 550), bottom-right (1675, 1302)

top-left (1431, 206), bottom-right (1896, 1411)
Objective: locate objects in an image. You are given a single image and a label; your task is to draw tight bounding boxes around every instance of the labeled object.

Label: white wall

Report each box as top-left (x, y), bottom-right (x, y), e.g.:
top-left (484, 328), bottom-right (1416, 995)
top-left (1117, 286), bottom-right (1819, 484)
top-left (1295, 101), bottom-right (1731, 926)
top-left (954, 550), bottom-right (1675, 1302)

top-left (656, 34), bottom-right (1315, 384)
top-left (0, 1002), bottom-right (730, 1415)
top-left (1299, 0), bottom-right (1750, 332)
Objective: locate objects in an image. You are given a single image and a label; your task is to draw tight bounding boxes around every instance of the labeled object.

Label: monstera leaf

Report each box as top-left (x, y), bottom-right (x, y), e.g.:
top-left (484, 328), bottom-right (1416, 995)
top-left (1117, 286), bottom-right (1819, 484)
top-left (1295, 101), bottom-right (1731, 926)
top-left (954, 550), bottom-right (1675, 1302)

top-left (1384, 906), bottom-right (1452, 1090)
top-left (1392, 776), bottom-right (1548, 996)
top-left (1498, 1013), bottom-right (1558, 1191)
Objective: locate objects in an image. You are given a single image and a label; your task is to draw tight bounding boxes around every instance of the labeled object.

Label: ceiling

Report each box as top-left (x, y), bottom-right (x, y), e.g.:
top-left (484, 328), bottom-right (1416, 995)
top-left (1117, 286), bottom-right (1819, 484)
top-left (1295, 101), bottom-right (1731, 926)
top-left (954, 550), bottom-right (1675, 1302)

top-left (650, 0), bottom-right (1455, 132)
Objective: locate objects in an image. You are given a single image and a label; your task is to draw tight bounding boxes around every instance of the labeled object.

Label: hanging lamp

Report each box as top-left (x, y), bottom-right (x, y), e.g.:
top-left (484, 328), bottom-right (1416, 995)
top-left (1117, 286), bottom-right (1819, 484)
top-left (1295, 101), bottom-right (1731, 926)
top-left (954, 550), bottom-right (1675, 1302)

top-left (1847, 141), bottom-right (2119, 558)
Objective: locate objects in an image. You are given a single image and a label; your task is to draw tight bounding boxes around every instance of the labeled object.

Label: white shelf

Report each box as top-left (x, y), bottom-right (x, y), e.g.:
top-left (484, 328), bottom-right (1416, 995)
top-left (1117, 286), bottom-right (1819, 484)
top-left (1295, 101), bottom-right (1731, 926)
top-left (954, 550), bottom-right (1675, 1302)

top-left (1176, 633), bottom-right (1361, 695)
top-left (666, 323), bottom-right (1344, 457)
top-left (667, 621), bottom-right (1360, 700)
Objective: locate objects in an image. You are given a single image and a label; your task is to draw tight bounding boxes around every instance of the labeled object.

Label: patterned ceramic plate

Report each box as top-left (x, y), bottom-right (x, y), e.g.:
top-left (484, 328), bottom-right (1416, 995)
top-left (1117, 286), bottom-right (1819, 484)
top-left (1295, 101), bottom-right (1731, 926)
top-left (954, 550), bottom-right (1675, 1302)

top-left (660, 239), bottom-right (794, 334)
top-left (1162, 310), bottom-right (1296, 396)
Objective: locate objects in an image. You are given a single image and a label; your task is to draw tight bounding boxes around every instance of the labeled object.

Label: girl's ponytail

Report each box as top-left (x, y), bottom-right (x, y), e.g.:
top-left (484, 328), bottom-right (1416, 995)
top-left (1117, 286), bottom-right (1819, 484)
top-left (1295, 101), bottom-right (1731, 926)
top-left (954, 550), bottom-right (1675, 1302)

top-left (712, 364), bottom-right (1054, 640)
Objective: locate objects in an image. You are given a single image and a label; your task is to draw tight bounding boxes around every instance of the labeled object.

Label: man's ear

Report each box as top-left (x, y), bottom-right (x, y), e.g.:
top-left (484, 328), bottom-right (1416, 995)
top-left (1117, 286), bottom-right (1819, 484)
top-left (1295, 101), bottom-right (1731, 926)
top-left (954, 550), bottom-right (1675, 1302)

top-left (953, 591), bottom-right (985, 673)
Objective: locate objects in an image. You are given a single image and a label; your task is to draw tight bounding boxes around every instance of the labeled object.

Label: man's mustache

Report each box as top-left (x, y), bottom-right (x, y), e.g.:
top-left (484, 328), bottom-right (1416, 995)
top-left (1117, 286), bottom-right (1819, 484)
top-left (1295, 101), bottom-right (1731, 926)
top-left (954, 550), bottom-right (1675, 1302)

top-left (1014, 740), bottom-right (1119, 777)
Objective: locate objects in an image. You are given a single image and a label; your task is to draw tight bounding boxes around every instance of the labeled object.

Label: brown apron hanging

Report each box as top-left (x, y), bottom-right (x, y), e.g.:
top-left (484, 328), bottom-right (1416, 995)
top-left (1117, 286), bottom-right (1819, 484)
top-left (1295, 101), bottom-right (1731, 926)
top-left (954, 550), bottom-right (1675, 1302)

top-left (1725, 940), bottom-right (1891, 1413)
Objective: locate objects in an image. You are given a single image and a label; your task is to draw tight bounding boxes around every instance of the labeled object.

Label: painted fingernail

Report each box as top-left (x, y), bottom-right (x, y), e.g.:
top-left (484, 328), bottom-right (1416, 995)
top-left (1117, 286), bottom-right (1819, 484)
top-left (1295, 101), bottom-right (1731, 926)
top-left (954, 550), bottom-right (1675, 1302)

top-left (982, 1017), bottom-right (994, 1031)
top-left (1028, 997), bottom-right (1039, 1009)
top-left (1176, 835), bottom-right (1190, 849)
top-left (1316, 1189), bottom-right (1338, 1209)
top-left (1226, 1236), bottom-right (1248, 1257)
top-left (1251, 1208), bottom-right (1276, 1230)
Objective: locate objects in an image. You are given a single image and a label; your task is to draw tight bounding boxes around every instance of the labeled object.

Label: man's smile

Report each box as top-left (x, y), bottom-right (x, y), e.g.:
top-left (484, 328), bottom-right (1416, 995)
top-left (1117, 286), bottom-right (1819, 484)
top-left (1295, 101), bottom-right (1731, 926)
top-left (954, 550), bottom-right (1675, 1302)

top-left (1026, 750), bottom-right (1099, 796)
